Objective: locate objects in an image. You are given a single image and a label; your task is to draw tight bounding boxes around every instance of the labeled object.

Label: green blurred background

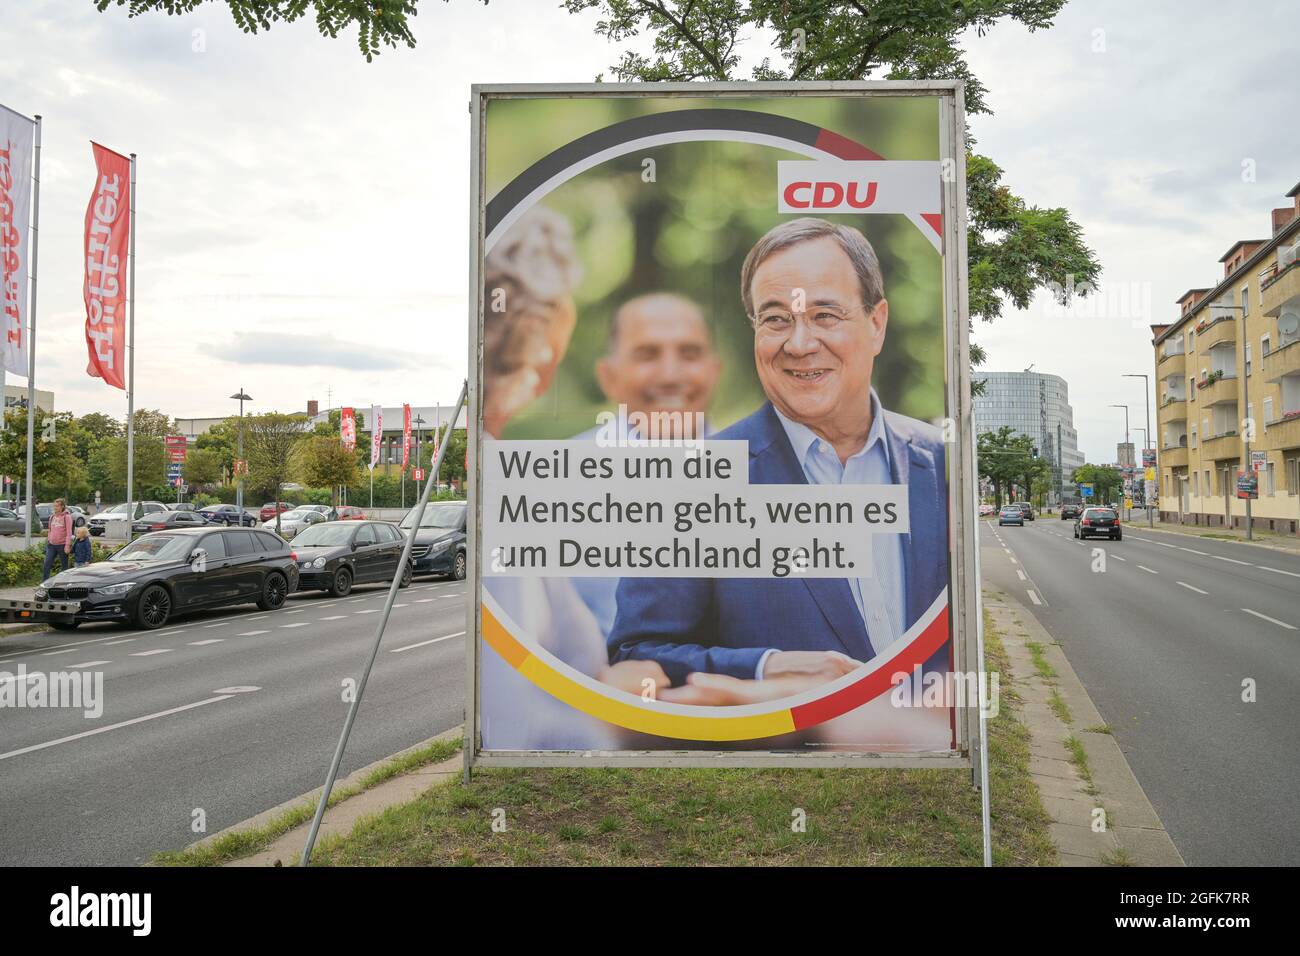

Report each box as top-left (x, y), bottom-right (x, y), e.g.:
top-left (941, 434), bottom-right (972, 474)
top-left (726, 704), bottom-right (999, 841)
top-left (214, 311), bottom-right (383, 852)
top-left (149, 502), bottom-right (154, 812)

top-left (485, 95), bottom-right (947, 439)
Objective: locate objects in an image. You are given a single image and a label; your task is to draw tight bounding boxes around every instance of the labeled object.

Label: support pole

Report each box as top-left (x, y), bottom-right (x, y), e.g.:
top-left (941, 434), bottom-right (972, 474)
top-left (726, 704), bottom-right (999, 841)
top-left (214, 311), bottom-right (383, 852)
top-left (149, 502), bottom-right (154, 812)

top-left (22, 116), bottom-right (41, 549)
top-left (125, 153), bottom-right (137, 538)
top-left (300, 379), bottom-right (468, 867)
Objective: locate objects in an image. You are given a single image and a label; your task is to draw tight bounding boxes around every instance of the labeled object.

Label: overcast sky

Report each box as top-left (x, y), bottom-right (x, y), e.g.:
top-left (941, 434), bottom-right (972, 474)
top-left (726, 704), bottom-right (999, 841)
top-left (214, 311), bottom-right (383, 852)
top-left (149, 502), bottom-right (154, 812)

top-left (2, 0), bottom-right (1296, 462)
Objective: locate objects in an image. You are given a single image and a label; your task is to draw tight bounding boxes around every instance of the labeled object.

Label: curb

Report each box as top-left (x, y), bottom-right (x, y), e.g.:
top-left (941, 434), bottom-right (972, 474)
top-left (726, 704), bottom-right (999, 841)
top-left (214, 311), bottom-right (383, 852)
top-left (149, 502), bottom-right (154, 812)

top-left (178, 725), bottom-right (463, 867)
top-left (985, 586), bottom-right (1184, 867)
top-left (1136, 523), bottom-right (1300, 555)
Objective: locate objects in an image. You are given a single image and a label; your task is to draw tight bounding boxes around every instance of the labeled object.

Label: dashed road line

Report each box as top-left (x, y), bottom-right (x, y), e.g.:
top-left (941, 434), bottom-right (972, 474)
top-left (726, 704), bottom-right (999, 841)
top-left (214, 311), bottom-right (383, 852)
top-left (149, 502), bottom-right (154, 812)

top-left (1212, 555), bottom-right (1250, 566)
top-left (130, 648), bottom-right (173, 657)
top-left (280, 622), bottom-right (309, 629)
top-left (354, 609), bottom-right (378, 615)
top-left (1257, 565), bottom-right (1300, 578)
top-left (188, 639), bottom-right (224, 646)
top-left (1241, 608), bottom-right (1295, 630)
top-left (1016, 570), bottom-right (1026, 581)
top-left (237, 630), bottom-right (268, 637)
top-left (101, 639), bottom-right (136, 646)
top-left (1137, 565), bottom-right (1159, 574)
top-left (1176, 581), bottom-right (1208, 594)
top-left (69, 661), bottom-right (110, 669)
top-left (1027, 590), bottom-right (1042, 606)
top-left (389, 631), bottom-right (465, 654)
top-left (318, 615), bottom-right (346, 621)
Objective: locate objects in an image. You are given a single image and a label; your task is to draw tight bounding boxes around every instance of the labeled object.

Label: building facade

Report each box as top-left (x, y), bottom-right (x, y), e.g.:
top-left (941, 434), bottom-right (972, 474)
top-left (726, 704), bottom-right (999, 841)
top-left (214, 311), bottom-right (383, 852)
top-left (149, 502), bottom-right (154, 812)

top-left (2, 385), bottom-right (53, 414)
top-left (307, 402), bottom-right (468, 477)
top-left (1152, 180), bottom-right (1300, 534)
top-left (973, 370), bottom-right (1085, 504)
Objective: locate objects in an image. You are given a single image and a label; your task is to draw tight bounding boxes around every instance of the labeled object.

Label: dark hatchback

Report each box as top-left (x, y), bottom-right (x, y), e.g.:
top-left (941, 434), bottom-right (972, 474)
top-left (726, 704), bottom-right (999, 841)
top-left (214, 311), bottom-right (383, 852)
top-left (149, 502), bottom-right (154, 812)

top-left (400, 502), bottom-right (467, 579)
top-left (198, 504), bottom-right (258, 527)
top-left (35, 527), bottom-right (300, 630)
top-left (291, 520), bottom-right (412, 596)
top-left (1074, 506), bottom-right (1122, 541)
top-left (1060, 504), bottom-right (1083, 520)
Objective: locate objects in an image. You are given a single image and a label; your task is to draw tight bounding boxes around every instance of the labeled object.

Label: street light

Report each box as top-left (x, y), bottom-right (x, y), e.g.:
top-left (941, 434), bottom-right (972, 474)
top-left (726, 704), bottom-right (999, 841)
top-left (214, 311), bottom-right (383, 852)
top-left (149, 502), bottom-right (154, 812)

top-left (230, 390), bottom-right (252, 511)
top-left (1123, 373), bottom-right (1154, 528)
top-left (1109, 403), bottom-right (1130, 516)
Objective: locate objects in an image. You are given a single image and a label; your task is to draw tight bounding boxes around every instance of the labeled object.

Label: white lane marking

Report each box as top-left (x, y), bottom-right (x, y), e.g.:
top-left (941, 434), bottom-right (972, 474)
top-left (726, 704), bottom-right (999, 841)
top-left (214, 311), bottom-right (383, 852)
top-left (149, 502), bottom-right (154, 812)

top-left (285, 608), bottom-right (307, 614)
top-left (70, 660), bottom-right (110, 669)
top-left (130, 648), bottom-right (173, 657)
top-left (237, 630), bottom-right (268, 637)
top-left (318, 615), bottom-right (346, 621)
top-left (1241, 608), bottom-right (1296, 630)
top-left (41, 649), bottom-right (77, 657)
top-left (1176, 582), bottom-right (1208, 595)
top-left (392, 603), bottom-right (408, 608)
top-left (389, 631), bottom-right (465, 654)
top-left (280, 622), bottom-right (309, 629)
top-left (1137, 565), bottom-right (1159, 574)
top-left (1026, 590), bottom-right (1042, 606)
top-left (316, 602), bottom-right (338, 609)
top-left (1015, 570), bottom-right (1026, 581)
top-left (0, 631), bottom-right (135, 664)
top-left (346, 598), bottom-right (366, 603)
top-left (0, 693), bottom-right (238, 762)
top-left (415, 599), bottom-right (436, 604)
top-left (188, 639), bottom-right (224, 646)
top-left (245, 616), bottom-right (268, 622)
top-left (101, 639), bottom-right (136, 646)
top-left (354, 609), bottom-right (378, 615)
top-left (1212, 555), bottom-right (1250, 566)
top-left (1009, 557), bottom-right (1018, 565)
top-left (1179, 548), bottom-right (1208, 555)
top-left (1257, 565), bottom-right (1300, 579)
top-left (204, 621), bottom-right (230, 628)
top-left (1112, 555), bottom-right (1127, 562)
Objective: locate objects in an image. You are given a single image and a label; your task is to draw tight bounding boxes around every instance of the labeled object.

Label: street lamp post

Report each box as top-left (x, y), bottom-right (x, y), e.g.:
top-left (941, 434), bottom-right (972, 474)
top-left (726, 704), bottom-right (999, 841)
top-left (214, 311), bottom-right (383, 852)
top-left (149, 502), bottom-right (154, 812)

top-left (230, 390), bottom-right (251, 513)
top-left (1123, 373), bottom-right (1155, 528)
top-left (1109, 403), bottom-right (1130, 517)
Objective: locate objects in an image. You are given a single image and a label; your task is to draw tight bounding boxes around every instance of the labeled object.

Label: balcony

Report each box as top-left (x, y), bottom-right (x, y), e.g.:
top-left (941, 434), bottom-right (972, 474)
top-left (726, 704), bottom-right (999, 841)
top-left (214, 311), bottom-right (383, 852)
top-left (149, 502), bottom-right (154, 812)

top-left (1262, 338), bottom-right (1300, 383)
top-left (1160, 445), bottom-right (1188, 468)
top-left (1261, 255), bottom-right (1300, 317)
top-left (1195, 314), bottom-right (1237, 350)
top-left (1157, 350), bottom-right (1186, 376)
top-left (1195, 372), bottom-right (1240, 406)
top-left (1264, 412), bottom-right (1300, 449)
top-left (1200, 431), bottom-right (1242, 461)
top-left (1159, 394), bottom-right (1187, 416)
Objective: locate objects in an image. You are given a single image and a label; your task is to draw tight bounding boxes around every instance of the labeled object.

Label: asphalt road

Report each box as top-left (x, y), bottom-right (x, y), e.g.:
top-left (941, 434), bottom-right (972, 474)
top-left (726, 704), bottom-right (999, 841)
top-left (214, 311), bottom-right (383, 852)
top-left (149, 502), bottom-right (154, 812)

top-left (980, 516), bottom-right (1300, 866)
top-left (0, 575), bottom-right (467, 866)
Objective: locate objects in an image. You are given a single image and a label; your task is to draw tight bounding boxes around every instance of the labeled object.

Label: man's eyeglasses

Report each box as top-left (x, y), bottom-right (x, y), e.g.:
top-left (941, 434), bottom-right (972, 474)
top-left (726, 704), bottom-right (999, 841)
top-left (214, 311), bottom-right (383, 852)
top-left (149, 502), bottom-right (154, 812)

top-left (748, 303), bottom-right (872, 336)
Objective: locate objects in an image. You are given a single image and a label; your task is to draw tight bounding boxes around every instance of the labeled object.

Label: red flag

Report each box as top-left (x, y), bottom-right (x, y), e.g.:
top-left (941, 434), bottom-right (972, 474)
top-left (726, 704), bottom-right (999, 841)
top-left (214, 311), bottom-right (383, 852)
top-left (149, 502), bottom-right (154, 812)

top-left (83, 143), bottom-right (130, 389)
top-left (340, 407), bottom-right (356, 451)
top-left (402, 404), bottom-right (412, 470)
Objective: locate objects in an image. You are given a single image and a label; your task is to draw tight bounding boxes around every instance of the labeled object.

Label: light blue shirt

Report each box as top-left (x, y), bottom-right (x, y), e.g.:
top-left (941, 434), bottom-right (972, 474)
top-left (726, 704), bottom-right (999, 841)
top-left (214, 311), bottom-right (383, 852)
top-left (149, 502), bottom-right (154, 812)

top-left (767, 390), bottom-right (908, 675)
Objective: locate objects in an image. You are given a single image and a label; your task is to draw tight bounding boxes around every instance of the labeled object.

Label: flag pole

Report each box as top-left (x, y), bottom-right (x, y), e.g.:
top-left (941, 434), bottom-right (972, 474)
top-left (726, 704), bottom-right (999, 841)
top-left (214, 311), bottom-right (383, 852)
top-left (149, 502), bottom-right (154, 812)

top-left (22, 115), bottom-right (41, 550)
top-left (125, 153), bottom-right (136, 535)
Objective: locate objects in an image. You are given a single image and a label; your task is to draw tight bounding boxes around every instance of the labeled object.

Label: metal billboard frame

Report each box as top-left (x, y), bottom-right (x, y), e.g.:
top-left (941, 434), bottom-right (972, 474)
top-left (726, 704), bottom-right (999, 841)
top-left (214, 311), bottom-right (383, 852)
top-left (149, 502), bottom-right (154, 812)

top-left (465, 81), bottom-right (978, 773)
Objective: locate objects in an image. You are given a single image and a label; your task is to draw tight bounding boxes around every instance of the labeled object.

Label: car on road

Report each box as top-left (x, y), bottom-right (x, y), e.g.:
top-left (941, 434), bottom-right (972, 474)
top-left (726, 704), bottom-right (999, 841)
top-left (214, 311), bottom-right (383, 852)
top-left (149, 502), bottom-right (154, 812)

top-left (34, 527), bottom-right (299, 630)
top-left (259, 501), bottom-right (296, 522)
top-left (399, 501), bottom-right (467, 579)
top-left (290, 520), bottom-right (413, 596)
top-left (169, 502), bottom-right (200, 512)
top-left (131, 509), bottom-right (216, 534)
top-left (87, 501), bottom-right (170, 536)
top-left (1012, 502), bottom-right (1035, 521)
top-left (197, 504), bottom-right (258, 527)
top-left (262, 508), bottom-right (328, 539)
top-left (997, 506), bottom-right (1024, 527)
top-left (1074, 506), bottom-right (1122, 540)
top-left (1060, 503), bottom-right (1082, 520)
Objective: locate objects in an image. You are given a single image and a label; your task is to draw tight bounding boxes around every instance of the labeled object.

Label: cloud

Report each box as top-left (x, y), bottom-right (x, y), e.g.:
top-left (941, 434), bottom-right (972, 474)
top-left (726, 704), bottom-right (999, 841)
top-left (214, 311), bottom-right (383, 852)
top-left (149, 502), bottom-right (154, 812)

top-left (220, 332), bottom-right (438, 371)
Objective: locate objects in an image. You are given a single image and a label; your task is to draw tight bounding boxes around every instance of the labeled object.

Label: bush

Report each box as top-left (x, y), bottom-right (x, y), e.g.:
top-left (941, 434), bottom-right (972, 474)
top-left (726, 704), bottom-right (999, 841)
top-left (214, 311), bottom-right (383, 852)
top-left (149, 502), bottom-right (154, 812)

top-left (0, 543), bottom-right (121, 588)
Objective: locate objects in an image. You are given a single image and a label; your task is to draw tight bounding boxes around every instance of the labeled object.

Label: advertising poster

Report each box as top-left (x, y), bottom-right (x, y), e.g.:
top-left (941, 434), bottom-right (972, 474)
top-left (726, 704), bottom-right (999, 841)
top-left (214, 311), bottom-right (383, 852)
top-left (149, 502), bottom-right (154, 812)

top-left (468, 83), bottom-right (974, 766)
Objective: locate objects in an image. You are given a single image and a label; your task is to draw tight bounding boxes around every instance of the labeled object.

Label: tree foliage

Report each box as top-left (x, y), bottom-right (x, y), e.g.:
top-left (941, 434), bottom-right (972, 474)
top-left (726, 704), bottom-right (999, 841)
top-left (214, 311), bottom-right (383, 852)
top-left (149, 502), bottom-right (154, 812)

top-left (92, 0), bottom-right (429, 60)
top-left (1072, 462), bottom-right (1122, 504)
top-left (243, 412), bottom-right (309, 504)
top-left (977, 425), bottom-right (1049, 507)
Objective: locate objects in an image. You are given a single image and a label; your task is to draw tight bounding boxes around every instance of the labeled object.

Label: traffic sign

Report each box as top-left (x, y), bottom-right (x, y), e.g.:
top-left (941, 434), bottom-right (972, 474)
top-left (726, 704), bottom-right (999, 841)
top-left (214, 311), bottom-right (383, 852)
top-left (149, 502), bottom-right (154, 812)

top-left (1080, 483), bottom-right (1094, 498)
top-left (1251, 451), bottom-right (1267, 473)
top-left (414, 468), bottom-right (424, 481)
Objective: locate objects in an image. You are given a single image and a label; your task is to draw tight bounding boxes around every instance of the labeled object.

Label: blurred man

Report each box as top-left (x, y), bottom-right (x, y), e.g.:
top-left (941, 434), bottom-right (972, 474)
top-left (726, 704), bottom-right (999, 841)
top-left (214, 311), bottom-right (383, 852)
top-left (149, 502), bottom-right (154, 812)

top-left (610, 217), bottom-right (948, 706)
top-left (585, 293), bottom-right (720, 444)
top-left (574, 293), bottom-right (721, 632)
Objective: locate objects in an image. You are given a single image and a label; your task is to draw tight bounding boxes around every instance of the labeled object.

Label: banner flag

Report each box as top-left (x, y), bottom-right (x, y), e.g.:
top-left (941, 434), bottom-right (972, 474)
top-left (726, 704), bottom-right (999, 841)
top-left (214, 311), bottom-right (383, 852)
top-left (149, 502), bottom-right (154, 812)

top-left (83, 142), bottom-right (130, 390)
top-left (0, 105), bottom-right (34, 378)
top-left (340, 407), bottom-right (356, 451)
top-left (368, 404), bottom-right (382, 470)
top-left (402, 404), bottom-right (411, 470)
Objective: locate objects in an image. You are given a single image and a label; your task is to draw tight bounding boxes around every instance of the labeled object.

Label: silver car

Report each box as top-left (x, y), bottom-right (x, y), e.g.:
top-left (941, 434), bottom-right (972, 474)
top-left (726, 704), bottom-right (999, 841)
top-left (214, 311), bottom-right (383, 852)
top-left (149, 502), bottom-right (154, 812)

top-left (262, 508), bottom-right (328, 539)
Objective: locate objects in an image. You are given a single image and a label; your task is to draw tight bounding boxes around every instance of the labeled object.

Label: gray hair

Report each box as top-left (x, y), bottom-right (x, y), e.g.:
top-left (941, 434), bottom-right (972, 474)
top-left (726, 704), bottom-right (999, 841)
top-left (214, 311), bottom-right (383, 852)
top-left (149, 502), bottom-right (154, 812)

top-left (740, 217), bottom-right (884, 318)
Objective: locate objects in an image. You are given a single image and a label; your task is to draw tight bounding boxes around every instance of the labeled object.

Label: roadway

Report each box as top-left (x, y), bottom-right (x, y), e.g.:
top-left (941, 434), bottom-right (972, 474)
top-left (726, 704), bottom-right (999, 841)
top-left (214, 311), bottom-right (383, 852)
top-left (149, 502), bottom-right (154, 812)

top-left (0, 576), bottom-right (468, 866)
top-left (980, 515), bottom-right (1300, 866)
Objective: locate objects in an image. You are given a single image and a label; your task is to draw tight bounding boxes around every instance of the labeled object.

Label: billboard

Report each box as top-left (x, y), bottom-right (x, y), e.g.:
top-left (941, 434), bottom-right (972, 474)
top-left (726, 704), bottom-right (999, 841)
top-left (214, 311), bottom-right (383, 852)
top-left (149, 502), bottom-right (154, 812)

top-left (467, 83), bottom-right (977, 768)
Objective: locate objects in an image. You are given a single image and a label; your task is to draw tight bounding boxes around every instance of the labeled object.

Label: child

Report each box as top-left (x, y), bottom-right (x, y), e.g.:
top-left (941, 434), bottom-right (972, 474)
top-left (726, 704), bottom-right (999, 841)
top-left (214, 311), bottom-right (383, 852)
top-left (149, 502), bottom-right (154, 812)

top-left (72, 526), bottom-right (92, 568)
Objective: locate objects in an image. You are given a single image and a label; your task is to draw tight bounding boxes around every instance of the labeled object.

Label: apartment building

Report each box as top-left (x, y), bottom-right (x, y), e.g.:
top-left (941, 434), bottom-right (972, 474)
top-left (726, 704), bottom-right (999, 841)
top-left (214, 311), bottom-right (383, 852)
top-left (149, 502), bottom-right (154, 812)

top-left (1151, 180), bottom-right (1300, 533)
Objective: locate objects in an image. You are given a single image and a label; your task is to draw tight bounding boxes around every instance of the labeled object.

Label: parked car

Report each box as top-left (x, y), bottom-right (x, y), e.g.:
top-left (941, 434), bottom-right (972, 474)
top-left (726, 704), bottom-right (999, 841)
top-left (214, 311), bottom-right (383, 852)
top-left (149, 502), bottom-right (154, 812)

top-left (400, 501), bottom-right (467, 579)
top-left (1060, 504), bottom-right (1082, 520)
top-left (997, 506), bottom-right (1024, 527)
top-left (263, 508), bottom-right (328, 539)
top-left (0, 507), bottom-right (24, 535)
top-left (87, 501), bottom-right (170, 536)
top-left (1074, 506), bottom-right (1121, 541)
top-left (301, 504), bottom-right (338, 520)
top-left (34, 527), bottom-right (299, 630)
top-left (198, 504), bottom-right (258, 527)
top-left (336, 506), bottom-right (366, 521)
top-left (291, 520), bottom-right (412, 596)
top-left (978, 503), bottom-right (996, 516)
top-left (1012, 502), bottom-right (1035, 521)
top-left (132, 509), bottom-right (215, 534)
top-left (169, 502), bottom-right (200, 512)
top-left (16, 502), bottom-right (88, 531)
top-left (259, 501), bottom-right (296, 522)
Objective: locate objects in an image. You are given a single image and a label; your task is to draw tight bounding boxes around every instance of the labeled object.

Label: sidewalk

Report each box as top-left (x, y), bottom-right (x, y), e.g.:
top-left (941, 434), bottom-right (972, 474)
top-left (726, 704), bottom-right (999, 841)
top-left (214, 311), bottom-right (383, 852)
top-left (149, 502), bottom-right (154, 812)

top-left (985, 587), bottom-right (1184, 866)
top-left (1139, 518), bottom-right (1300, 554)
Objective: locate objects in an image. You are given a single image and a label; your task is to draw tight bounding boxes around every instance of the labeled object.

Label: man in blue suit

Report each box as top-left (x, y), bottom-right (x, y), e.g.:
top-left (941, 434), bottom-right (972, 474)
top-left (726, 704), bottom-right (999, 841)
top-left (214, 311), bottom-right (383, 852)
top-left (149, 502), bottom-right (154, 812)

top-left (608, 217), bottom-right (949, 701)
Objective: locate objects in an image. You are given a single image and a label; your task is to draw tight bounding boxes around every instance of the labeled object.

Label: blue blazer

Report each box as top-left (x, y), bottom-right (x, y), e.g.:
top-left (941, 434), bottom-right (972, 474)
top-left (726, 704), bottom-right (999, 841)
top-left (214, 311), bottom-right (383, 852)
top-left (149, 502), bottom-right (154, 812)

top-left (608, 401), bottom-right (949, 684)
